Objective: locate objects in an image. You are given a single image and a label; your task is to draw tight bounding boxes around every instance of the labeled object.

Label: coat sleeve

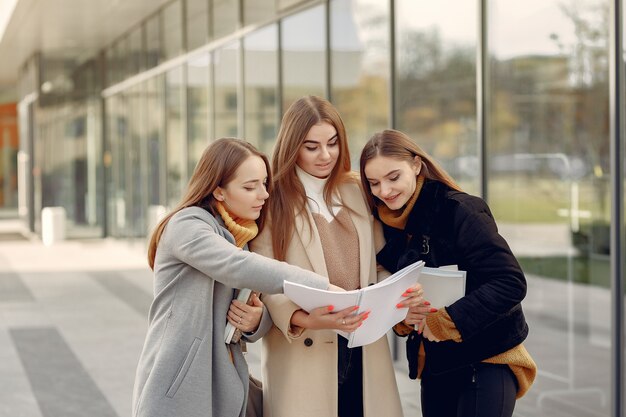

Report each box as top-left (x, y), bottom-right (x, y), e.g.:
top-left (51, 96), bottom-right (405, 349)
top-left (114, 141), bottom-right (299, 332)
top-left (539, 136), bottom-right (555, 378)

top-left (249, 222), bottom-right (307, 341)
top-left (242, 306), bottom-right (273, 343)
top-left (445, 198), bottom-right (527, 341)
top-left (162, 208), bottom-right (327, 294)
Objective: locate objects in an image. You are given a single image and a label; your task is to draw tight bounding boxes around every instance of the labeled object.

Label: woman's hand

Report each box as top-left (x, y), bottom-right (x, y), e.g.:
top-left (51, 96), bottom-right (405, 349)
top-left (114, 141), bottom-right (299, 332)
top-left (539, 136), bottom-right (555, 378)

top-left (396, 283), bottom-right (424, 309)
top-left (404, 304), bottom-right (438, 326)
top-left (396, 283), bottom-right (438, 326)
top-left (292, 305), bottom-right (369, 332)
top-left (227, 292), bottom-right (264, 333)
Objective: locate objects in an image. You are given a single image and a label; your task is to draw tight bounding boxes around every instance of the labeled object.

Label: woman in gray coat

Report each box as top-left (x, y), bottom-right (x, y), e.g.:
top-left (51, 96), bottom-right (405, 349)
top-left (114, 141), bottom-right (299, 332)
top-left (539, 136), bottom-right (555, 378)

top-left (132, 138), bottom-right (330, 417)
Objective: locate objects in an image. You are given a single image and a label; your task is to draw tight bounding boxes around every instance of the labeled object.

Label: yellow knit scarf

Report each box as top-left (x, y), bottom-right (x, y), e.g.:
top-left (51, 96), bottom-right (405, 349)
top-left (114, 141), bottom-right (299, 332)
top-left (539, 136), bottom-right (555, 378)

top-left (377, 175), bottom-right (425, 229)
top-left (215, 201), bottom-right (259, 248)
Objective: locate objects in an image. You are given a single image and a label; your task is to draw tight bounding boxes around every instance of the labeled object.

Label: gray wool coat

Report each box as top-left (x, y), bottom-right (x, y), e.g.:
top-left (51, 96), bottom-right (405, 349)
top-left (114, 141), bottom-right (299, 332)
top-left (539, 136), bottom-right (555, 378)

top-left (132, 207), bottom-right (328, 417)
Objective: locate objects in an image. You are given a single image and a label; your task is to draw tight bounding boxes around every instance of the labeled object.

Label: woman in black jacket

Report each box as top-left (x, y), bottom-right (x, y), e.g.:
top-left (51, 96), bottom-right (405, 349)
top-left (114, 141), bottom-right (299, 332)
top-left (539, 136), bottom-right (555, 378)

top-left (359, 129), bottom-right (536, 417)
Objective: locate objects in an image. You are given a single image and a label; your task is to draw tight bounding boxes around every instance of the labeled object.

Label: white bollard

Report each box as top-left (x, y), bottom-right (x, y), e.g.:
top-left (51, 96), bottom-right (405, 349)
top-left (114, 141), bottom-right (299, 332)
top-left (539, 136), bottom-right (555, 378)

top-left (41, 207), bottom-right (66, 246)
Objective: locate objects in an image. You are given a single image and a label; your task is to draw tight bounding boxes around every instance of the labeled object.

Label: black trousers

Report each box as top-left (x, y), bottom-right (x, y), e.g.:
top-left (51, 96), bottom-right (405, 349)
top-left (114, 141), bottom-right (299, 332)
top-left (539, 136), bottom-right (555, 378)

top-left (421, 362), bottom-right (518, 417)
top-left (337, 336), bottom-right (363, 417)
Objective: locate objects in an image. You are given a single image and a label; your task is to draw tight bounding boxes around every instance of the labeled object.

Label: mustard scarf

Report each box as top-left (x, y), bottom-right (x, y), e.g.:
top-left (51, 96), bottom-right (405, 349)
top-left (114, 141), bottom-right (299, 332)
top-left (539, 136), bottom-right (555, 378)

top-left (215, 201), bottom-right (259, 248)
top-left (377, 175), bottom-right (425, 230)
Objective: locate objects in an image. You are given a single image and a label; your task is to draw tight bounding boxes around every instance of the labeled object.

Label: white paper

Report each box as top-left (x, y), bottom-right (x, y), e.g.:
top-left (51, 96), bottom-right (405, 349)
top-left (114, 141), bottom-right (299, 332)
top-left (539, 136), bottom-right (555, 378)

top-left (419, 267), bottom-right (466, 309)
top-left (284, 261), bottom-right (425, 348)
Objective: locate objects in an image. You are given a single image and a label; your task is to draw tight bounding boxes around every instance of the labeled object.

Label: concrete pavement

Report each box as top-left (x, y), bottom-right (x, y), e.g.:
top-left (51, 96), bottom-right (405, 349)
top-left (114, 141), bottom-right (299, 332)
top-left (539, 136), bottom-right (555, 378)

top-left (0, 222), bottom-right (614, 417)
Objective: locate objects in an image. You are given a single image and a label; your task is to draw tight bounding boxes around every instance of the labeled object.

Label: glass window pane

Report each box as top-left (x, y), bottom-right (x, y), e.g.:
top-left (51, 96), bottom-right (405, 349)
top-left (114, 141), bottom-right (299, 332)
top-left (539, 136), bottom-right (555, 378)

top-left (395, 0), bottom-right (478, 194)
top-left (163, 0), bottom-right (184, 60)
top-left (145, 13), bottom-right (162, 68)
top-left (166, 67), bottom-right (186, 208)
top-left (187, 54), bottom-right (212, 174)
top-left (244, 25), bottom-right (278, 155)
top-left (146, 75), bottom-right (166, 209)
top-left (213, 0), bottom-right (239, 39)
top-left (105, 46), bottom-right (117, 87)
top-left (128, 26), bottom-right (144, 75)
top-left (187, 0), bottom-right (209, 50)
top-left (115, 37), bottom-right (129, 82)
top-left (214, 42), bottom-right (240, 138)
top-left (0, 103), bottom-right (19, 211)
top-left (488, 1), bottom-right (611, 416)
top-left (281, 4), bottom-right (326, 109)
top-left (330, 0), bottom-right (390, 161)
top-left (244, 0), bottom-right (276, 26)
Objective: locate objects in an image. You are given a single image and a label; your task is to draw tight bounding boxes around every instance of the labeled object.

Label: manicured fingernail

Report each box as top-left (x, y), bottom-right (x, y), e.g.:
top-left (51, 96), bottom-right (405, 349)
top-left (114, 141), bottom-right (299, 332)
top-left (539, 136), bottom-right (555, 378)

top-left (401, 292), bottom-right (408, 297)
top-left (396, 303), bottom-right (403, 308)
top-left (424, 301), bottom-right (431, 306)
top-left (430, 308), bottom-right (438, 313)
top-left (406, 288), bottom-right (413, 293)
top-left (352, 306), bottom-right (359, 311)
top-left (328, 305), bottom-right (334, 311)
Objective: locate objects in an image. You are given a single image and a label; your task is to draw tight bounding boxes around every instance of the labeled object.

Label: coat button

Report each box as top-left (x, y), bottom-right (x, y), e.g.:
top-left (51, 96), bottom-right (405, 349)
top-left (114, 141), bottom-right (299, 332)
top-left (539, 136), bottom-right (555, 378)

top-left (304, 338), bottom-right (313, 347)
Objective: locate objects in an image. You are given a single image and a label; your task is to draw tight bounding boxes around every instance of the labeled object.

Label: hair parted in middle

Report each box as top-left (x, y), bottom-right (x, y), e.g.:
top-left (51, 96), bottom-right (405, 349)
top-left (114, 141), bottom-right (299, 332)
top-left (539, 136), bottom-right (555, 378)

top-left (267, 95), bottom-right (356, 261)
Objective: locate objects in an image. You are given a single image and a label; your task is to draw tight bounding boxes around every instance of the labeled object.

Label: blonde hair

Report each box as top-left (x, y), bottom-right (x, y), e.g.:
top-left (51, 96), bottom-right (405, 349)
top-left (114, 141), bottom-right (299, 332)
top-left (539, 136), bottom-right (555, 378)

top-left (269, 96), bottom-right (355, 261)
top-left (147, 138), bottom-right (271, 269)
top-left (359, 129), bottom-right (462, 211)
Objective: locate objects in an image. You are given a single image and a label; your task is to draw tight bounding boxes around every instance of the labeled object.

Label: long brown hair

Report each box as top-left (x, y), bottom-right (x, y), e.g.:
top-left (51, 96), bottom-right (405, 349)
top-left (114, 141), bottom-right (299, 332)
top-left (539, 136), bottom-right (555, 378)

top-left (359, 129), bottom-right (462, 211)
top-left (147, 138), bottom-right (271, 269)
top-left (269, 95), bottom-right (355, 261)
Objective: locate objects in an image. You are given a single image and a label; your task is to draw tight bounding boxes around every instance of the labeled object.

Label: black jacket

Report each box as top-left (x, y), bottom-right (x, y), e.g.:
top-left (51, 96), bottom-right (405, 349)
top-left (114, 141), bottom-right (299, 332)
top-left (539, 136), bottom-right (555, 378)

top-left (376, 179), bottom-right (529, 376)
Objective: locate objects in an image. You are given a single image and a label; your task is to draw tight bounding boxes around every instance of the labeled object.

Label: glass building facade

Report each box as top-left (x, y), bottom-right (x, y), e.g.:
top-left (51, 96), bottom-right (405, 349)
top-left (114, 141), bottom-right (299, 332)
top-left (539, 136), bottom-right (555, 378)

top-left (12, 0), bottom-right (626, 415)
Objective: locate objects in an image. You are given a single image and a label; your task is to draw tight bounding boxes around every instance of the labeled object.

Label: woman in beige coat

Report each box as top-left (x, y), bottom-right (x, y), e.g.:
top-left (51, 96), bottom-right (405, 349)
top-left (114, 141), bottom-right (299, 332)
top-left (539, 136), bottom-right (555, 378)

top-left (250, 96), bottom-right (405, 417)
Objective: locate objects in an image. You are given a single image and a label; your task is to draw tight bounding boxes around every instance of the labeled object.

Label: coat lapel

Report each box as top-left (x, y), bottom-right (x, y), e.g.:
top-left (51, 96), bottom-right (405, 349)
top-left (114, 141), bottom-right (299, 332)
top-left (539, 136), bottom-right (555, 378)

top-left (294, 206), bottom-right (329, 278)
top-left (339, 182), bottom-right (376, 288)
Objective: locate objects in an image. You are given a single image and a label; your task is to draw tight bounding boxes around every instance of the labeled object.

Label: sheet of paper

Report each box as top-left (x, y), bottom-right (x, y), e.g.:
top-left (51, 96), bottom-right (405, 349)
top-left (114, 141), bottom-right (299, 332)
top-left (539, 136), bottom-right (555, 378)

top-left (283, 282), bottom-right (361, 313)
top-left (348, 261), bottom-right (424, 347)
top-left (284, 261), bottom-right (426, 348)
top-left (419, 267), bottom-right (466, 309)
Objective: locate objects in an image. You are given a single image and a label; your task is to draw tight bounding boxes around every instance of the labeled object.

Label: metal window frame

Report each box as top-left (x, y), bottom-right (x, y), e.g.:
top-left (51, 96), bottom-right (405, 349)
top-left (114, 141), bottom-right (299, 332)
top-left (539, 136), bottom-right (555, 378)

top-left (610, 0), bottom-right (625, 416)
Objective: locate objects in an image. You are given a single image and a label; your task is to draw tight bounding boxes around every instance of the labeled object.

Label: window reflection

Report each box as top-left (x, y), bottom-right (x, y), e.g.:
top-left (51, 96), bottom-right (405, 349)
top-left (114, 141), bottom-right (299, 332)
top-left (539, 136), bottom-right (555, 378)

top-left (187, 0), bottom-right (209, 51)
top-left (281, 5), bottom-right (327, 109)
top-left (166, 67), bottom-right (186, 209)
top-left (187, 54), bottom-right (212, 173)
top-left (330, 0), bottom-right (389, 161)
top-left (163, 0), bottom-right (184, 60)
top-left (395, 0), bottom-right (477, 194)
top-left (488, 1), bottom-right (611, 416)
top-left (145, 13), bottom-right (162, 69)
top-left (244, 25), bottom-right (279, 155)
top-left (213, 0), bottom-right (239, 39)
top-left (214, 42), bottom-right (240, 138)
top-left (244, 0), bottom-right (276, 26)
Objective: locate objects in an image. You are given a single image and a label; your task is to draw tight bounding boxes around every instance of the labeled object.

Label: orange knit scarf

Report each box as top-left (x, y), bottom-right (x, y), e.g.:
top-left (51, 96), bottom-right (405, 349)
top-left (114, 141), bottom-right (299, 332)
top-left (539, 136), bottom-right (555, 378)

top-left (377, 175), bottom-right (425, 229)
top-left (215, 201), bottom-right (258, 248)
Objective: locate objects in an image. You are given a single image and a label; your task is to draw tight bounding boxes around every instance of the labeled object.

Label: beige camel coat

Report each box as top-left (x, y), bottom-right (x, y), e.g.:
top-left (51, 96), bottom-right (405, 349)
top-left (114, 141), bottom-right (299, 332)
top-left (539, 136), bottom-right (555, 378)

top-left (250, 180), bottom-right (403, 417)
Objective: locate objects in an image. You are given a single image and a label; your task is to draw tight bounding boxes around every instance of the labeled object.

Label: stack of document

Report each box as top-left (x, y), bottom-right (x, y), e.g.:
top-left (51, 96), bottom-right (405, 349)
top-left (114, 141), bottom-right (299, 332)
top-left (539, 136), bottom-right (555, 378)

top-left (284, 261), bottom-right (466, 348)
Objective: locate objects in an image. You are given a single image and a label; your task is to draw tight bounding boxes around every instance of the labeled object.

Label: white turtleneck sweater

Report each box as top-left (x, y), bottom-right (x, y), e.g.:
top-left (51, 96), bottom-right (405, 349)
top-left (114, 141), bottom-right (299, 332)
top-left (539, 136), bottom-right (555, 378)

top-left (295, 165), bottom-right (342, 222)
